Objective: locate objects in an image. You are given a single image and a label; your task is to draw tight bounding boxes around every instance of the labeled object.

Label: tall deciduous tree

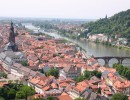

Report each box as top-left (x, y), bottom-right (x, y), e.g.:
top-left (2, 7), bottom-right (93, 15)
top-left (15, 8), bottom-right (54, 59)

top-left (111, 93), bottom-right (128, 100)
top-left (16, 85), bottom-right (35, 100)
top-left (16, 91), bottom-right (25, 99)
top-left (7, 89), bottom-right (16, 99)
top-left (46, 68), bottom-right (59, 78)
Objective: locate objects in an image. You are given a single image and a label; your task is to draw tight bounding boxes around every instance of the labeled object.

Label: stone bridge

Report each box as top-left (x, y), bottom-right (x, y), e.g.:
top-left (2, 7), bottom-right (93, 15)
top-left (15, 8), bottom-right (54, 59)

top-left (93, 56), bottom-right (130, 66)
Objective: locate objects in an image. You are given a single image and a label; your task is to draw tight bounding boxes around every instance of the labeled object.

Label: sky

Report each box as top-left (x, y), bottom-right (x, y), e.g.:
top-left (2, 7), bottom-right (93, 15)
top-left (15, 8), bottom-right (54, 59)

top-left (0, 0), bottom-right (130, 19)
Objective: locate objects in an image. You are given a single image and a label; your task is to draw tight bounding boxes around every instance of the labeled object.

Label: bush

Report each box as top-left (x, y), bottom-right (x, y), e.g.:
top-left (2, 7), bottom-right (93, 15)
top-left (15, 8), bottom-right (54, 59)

top-left (21, 61), bottom-right (29, 66)
top-left (113, 63), bottom-right (130, 80)
top-left (75, 70), bottom-right (101, 82)
top-left (0, 72), bottom-right (7, 78)
top-left (111, 93), bottom-right (128, 100)
top-left (46, 68), bottom-right (59, 78)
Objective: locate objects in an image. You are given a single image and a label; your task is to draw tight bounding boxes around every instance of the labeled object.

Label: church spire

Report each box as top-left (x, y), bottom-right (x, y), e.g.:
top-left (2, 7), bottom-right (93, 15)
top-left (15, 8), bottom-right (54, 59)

top-left (9, 21), bottom-right (15, 43)
top-left (4, 21), bottom-right (18, 52)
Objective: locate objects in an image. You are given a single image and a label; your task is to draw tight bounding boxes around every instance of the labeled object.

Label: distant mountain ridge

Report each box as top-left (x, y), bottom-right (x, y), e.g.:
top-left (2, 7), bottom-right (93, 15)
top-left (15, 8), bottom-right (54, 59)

top-left (83, 9), bottom-right (130, 41)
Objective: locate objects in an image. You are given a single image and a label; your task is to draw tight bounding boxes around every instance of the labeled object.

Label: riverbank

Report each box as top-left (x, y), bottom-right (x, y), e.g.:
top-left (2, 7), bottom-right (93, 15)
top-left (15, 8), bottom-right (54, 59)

top-left (87, 39), bottom-right (130, 51)
top-left (113, 45), bottom-right (130, 51)
top-left (56, 30), bottom-right (130, 51)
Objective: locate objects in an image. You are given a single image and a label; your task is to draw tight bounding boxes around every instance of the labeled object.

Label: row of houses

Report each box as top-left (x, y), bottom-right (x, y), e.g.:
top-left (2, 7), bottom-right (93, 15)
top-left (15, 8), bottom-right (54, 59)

top-left (88, 34), bottom-right (129, 46)
top-left (0, 51), bottom-right (26, 73)
top-left (28, 73), bottom-right (108, 100)
top-left (88, 34), bottom-right (111, 42)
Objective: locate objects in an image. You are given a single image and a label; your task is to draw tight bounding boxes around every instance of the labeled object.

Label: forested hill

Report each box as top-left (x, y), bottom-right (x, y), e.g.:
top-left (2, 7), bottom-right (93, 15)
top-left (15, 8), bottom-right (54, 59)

top-left (83, 9), bottom-right (130, 38)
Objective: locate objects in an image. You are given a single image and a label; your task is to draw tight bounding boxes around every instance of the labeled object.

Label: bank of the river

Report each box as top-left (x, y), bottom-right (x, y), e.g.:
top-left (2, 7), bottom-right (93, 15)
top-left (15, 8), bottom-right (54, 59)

top-left (22, 23), bottom-right (130, 67)
top-left (45, 28), bottom-right (130, 51)
top-left (87, 39), bottom-right (130, 51)
top-left (114, 45), bottom-right (130, 51)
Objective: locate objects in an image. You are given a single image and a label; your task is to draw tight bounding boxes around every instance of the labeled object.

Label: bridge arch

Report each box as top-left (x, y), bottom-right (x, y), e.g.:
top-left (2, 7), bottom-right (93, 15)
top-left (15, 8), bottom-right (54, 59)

top-left (109, 58), bottom-right (119, 67)
top-left (97, 59), bottom-right (105, 66)
top-left (94, 56), bottom-right (130, 67)
top-left (122, 58), bottom-right (130, 66)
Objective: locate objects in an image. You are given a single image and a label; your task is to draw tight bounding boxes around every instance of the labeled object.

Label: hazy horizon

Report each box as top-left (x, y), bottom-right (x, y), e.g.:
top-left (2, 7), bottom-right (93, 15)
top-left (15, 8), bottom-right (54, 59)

top-left (0, 0), bottom-right (130, 19)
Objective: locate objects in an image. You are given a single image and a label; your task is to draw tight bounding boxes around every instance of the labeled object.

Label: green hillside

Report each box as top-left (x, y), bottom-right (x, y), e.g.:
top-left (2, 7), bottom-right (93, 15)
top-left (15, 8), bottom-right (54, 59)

top-left (83, 9), bottom-right (130, 41)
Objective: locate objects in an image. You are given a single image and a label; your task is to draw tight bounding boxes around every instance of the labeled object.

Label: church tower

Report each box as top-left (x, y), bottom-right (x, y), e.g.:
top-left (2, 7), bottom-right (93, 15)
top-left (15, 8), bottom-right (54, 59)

top-left (4, 21), bottom-right (18, 52)
top-left (9, 21), bottom-right (15, 43)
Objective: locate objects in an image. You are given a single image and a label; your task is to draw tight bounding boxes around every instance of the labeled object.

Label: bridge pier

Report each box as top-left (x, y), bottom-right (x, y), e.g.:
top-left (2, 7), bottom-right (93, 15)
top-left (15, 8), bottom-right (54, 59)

top-left (118, 58), bottom-right (123, 64)
top-left (104, 59), bottom-right (109, 67)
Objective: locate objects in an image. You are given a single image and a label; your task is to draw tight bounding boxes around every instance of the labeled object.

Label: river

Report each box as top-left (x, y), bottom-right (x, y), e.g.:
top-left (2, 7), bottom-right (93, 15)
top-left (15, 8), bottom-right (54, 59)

top-left (22, 23), bottom-right (130, 67)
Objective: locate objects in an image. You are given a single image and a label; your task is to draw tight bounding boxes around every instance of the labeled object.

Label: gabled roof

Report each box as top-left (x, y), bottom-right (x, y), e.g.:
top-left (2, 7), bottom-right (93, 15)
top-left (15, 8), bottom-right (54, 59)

top-left (90, 76), bottom-right (101, 83)
top-left (58, 94), bottom-right (73, 100)
top-left (20, 66), bottom-right (31, 74)
top-left (77, 80), bottom-right (89, 88)
top-left (89, 92), bottom-right (98, 100)
top-left (13, 63), bottom-right (22, 68)
top-left (63, 65), bottom-right (77, 73)
top-left (0, 52), bottom-right (6, 60)
top-left (29, 70), bottom-right (37, 77)
top-left (81, 88), bottom-right (92, 98)
top-left (102, 70), bottom-right (109, 76)
top-left (4, 56), bottom-right (13, 65)
top-left (74, 84), bottom-right (87, 93)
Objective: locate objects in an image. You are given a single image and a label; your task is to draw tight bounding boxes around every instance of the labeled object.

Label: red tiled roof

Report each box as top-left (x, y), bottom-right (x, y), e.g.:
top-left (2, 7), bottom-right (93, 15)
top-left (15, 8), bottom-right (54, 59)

top-left (42, 85), bottom-right (50, 91)
top-left (58, 94), bottom-right (73, 100)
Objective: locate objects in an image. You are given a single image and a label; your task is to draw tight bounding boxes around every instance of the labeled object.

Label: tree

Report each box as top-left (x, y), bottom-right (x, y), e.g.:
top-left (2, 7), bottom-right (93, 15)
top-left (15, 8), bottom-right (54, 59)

top-left (47, 96), bottom-right (54, 100)
top-left (82, 9), bottom-right (130, 40)
top-left (0, 87), bottom-right (8, 99)
top-left (83, 70), bottom-right (101, 80)
top-left (121, 67), bottom-right (129, 76)
top-left (91, 70), bottom-right (102, 78)
top-left (8, 80), bottom-right (13, 84)
top-left (96, 72), bottom-right (102, 78)
top-left (16, 91), bottom-right (25, 99)
top-left (0, 72), bottom-right (7, 78)
top-left (127, 21), bottom-right (130, 27)
top-left (125, 70), bottom-right (130, 80)
top-left (16, 85), bottom-right (35, 100)
top-left (0, 88), bottom-right (5, 99)
top-left (84, 70), bottom-right (91, 80)
top-left (7, 89), bottom-right (16, 99)
top-left (21, 61), bottom-right (29, 66)
top-left (111, 93), bottom-right (128, 100)
top-left (113, 63), bottom-right (118, 68)
top-left (46, 68), bottom-right (59, 78)
top-left (112, 63), bottom-right (130, 80)
top-left (0, 83), bottom-right (28, 100)
top-left (97, 88), bottom-right (101, 94)
top-left (0, 97), bottom-right (5, 100)
top-left (75, 75), bottom-right (84, 82)
top-left (116, 64), bottom-right (124, 75)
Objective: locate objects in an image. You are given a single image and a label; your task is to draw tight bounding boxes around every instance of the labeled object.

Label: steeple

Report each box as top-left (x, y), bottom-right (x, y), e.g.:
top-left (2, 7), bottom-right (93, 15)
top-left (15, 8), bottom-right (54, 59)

top-left (9, 21), bottom-right (15, 43)
top-left (4, 21), bottom-right (18, 52)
